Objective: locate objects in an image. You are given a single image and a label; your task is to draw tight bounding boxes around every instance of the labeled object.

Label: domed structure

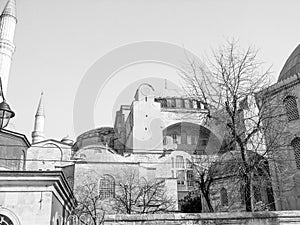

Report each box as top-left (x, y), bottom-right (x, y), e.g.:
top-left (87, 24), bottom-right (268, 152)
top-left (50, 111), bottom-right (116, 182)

top-left (278, 44), bottom-right (300, 82)
top-left (73, 127), bottom-right (115, 151)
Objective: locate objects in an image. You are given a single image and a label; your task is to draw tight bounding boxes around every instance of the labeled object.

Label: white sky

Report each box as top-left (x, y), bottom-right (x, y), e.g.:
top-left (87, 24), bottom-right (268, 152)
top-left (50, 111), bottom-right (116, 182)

top-left (5, 0), bottom-right (300, 140)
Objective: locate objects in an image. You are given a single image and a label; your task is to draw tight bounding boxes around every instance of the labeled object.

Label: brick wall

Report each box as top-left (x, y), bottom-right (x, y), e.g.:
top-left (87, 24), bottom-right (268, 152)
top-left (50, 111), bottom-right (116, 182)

top-left (104, 211), bottom-right (300, 225)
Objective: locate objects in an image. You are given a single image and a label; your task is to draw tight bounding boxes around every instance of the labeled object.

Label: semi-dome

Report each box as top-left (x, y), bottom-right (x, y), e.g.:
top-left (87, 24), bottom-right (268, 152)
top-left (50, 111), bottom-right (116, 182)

top-left (278, 44), bottom-right (300, 82)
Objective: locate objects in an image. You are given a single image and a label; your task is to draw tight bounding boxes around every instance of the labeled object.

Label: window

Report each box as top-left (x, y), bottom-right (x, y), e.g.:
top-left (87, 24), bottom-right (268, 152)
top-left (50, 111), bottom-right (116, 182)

top-left (181, 131), bottom-right (187, 144)
top-left (171, 98), bottom-right (176, 108)
top-left (220, 188), bottom-right (228, 206)
top-left (283, 96), bottom-right (299, 121)
top-left (176, 99), bottom-right (183, 108)
top-left (171, 157), bottom-right (174, 168)
top-left (291, 137), bottom-right (300, 169)
top-left (99, 175), bottom-right (115, 198)
top-left (163, 136), bottom-right (167, 145)
top-left (177, 170), bottom-right (185, 185)
top-left (187, 170), bottom-right (193, 186)
top-left (176, 155), bottom-right (184, 168)
top-left (187, 135), bottom-right (192, 145)
top-left (184, 99), bottom-right (191, 108)
top-left (191, 134), bottom-right (197, 145)
top-left (172, 133), bottom-right (178, 144)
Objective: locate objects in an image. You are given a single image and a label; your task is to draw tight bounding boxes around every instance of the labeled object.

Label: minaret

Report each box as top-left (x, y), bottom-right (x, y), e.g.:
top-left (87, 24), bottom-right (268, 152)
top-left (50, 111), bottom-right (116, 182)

top-left (0, 0), bottom-right (17, 96)
top-left (32, 93), bottom-right (45, 144)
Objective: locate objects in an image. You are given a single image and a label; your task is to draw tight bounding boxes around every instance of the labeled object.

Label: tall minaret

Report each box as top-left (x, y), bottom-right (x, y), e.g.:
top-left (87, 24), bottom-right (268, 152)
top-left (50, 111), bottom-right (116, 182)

top-left (32, 93), bottom-right (45, 144)
top-left (0, 0), bottom-right (17, 96)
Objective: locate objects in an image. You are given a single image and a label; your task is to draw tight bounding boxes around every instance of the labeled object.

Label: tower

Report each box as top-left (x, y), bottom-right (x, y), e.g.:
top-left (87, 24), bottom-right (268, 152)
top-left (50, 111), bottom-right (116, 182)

top-left (32, 93), bottom-right (45, 143)
top-left (0, 0), bottom-right (17, 96)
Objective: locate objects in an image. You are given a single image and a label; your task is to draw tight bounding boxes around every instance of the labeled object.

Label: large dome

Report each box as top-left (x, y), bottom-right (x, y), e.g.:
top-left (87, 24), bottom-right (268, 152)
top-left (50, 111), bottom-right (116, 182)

top-left (278, 44), bottom-right (300, 82)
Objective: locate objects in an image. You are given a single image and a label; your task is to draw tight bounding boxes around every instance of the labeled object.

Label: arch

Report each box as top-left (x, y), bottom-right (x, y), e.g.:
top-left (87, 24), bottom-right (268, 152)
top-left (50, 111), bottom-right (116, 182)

top-left (0, 207), bottom-right (21, 225)
top-left (163, 122), bottom-right (222, 154)
top-left (220, 188), bottom-right (228, 206)
top-left (99, 174), bottom-right (115, 198)
top-left (42, 143), bottom-right (63, 161)
top-left (283, 95), bottom-right (299, 121)
top-left (291, 137), bottom-right (300, 169)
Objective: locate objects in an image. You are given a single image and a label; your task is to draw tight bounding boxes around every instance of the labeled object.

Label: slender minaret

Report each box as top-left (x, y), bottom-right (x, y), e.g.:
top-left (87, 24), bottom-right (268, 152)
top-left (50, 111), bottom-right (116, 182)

top-left (32, 93), bottom-right (45, 144)
top-left (0, 0), bottom-right (17, 96)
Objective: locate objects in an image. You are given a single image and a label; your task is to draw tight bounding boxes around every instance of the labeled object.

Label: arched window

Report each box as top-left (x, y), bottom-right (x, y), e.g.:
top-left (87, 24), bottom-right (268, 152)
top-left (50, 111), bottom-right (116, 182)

top-left (220, 188), bottom-right (228, 206)
top-left (291, 138), bottom-right (300, 169)
top-left (283, 96), bottom-right (299, 121)
top-left (99, 175), bottom-right (115, 198)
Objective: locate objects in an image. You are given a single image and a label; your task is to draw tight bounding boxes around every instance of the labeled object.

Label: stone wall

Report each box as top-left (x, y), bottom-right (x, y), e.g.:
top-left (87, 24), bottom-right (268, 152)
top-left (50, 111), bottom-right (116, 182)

top-left (104, 211), bottom-right (300, 225)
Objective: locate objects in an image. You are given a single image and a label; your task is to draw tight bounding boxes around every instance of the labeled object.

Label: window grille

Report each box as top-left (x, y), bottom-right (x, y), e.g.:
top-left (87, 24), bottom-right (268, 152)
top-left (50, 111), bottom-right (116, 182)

top-left (291, 138), bottom-right (300, 169)
top-left (99, 175), bottom-right (115, 199)
top-left (220, 188), bottom-right (228, 206)
top-left (283, 96), bottom-right (299, 121)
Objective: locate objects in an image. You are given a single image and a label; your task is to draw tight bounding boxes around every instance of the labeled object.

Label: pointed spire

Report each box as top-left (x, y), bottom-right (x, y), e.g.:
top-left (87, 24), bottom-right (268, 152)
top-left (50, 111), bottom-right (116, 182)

top-left (36, 92), bottom-right (44, 116)
top-left (1, 0), bottom-right (16, 18)
top-left (32, 92), bottom-right (45, 144)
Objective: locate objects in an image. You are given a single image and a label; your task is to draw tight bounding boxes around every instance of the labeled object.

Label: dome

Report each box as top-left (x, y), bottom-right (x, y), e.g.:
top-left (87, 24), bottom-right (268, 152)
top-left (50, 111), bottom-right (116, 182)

top-left (278, 44), bottom-right (300, 82)
top-left (74, 127), bottom-right (115, 150)
top-left (61, 135), bottom-right (74, 145)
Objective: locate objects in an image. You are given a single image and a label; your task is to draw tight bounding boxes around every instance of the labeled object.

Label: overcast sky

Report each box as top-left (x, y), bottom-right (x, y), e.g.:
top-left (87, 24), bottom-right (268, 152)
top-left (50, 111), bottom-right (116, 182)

top-left (5, 0), bottom-right (300, 141)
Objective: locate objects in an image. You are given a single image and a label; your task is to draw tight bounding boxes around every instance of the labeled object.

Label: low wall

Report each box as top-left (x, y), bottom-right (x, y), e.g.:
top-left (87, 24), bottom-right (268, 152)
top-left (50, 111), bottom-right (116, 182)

top-left (104, 211), bottom-right (300, 225)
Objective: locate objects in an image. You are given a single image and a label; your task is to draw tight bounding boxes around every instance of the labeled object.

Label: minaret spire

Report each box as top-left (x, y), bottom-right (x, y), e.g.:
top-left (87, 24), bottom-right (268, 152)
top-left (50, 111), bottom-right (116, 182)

top-left (32, 92), bottom-right (45, 144)
top-left (0, 0), bottom-right (17, 96)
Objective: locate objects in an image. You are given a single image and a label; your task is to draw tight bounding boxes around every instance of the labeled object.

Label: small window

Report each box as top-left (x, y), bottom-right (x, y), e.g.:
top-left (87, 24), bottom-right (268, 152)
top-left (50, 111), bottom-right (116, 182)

top-left (220, 188), bottom-right (228, 206)
top-left (283, 96), bottom-right (299, 121)
top-left (291, 137), bottom-right (300, 169)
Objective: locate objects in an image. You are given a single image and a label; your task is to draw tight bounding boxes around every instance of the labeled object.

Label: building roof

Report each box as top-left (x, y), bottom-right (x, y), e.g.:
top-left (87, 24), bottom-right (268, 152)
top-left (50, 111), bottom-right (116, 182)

top-left (1, 0), bottom-right (16, 18)
top-left (278, 44), bottom-right (300, 82)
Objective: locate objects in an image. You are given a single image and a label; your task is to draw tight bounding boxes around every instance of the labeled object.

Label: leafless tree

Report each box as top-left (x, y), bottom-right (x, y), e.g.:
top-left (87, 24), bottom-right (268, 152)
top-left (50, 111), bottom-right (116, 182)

top-left (181, 39), bottom-right (288, 212)
top-left (71, 176), bottom-right (106, 225)
top-left (113, 169), bottom-right (176, 214)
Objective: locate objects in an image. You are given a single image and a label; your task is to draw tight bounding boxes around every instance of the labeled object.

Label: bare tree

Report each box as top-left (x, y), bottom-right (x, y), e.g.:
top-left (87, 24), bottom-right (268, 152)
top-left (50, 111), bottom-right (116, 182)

top-left (113, 169), bottom-right (176, 214)
top-left (72, 176), bottom-right (106, 225)
top-left (181, 39), bottom-right (288, 212)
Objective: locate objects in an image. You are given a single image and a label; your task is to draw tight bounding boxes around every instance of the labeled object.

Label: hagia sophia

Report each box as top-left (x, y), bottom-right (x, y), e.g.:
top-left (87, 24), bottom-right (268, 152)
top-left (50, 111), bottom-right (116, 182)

top-left (0, 0), bottom-right (300, 224)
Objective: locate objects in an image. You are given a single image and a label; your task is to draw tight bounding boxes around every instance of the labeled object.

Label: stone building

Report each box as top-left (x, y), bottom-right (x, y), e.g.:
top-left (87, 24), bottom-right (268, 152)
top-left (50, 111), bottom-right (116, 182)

top-left (259, 44), bottom-right (300, 210)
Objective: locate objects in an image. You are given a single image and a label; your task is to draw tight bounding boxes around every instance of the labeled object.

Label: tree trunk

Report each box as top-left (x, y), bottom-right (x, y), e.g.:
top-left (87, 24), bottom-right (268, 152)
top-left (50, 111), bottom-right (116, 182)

top-left (202, 191), bottom-right (214, 213)
top-left (244, 176), bottom-right (252, 212)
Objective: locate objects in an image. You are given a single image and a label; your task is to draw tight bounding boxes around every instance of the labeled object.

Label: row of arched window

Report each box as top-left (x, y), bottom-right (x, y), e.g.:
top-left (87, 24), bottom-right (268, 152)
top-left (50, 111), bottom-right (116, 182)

top-left (163, 133), bottom-right (207, 146)
top-left (155, 98), bottom-right (206, 110)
